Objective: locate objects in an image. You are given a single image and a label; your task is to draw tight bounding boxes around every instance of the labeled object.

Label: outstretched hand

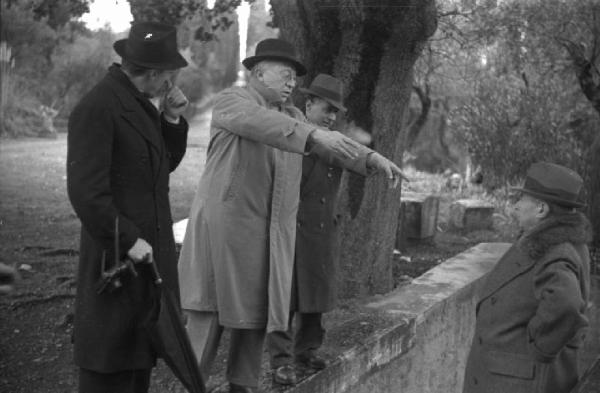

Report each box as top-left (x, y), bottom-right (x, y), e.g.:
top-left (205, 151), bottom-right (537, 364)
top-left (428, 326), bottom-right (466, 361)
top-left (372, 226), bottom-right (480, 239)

top-left (309, 129), bottom-right (362, 160)
top-left (366, 152), bottom-right (409, 188)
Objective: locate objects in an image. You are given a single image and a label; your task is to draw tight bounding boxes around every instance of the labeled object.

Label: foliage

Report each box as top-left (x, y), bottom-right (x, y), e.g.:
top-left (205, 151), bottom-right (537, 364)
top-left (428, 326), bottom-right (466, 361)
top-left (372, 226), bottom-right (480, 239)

top-left (0, 0), bottom-right (117, 136)
top-left (419, 0), bottom-right (600, 188)
top-left (128, 0), bottom-right (252, 41)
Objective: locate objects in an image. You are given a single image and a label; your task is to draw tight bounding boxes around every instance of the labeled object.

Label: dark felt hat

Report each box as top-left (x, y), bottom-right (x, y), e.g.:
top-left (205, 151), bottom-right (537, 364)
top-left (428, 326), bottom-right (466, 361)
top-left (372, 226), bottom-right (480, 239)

top-left (114, 21), bottom-right (188, 70)
top-left (300, 73), bottom-right (347, 112)
top-left (242, 38), bottom-right (306, 76)
top-left (512, 162), bottom-right (585, 208)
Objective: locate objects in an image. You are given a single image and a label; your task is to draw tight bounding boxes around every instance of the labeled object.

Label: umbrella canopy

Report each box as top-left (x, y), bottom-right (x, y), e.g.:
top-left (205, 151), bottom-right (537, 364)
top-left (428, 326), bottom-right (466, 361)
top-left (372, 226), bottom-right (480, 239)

top-left (144, 269), bottom-right (205, 393)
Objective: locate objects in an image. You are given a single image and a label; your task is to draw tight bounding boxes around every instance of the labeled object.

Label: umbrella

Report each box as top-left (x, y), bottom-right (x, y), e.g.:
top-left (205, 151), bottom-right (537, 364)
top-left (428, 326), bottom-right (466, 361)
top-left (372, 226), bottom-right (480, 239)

top-left (144, 261), bottom-right (206, 393)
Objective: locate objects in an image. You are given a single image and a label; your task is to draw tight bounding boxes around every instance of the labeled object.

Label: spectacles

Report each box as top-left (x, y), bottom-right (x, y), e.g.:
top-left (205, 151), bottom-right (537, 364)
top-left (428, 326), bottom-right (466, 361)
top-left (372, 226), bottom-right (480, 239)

top-left (264, 67), bottom-right (297, 84)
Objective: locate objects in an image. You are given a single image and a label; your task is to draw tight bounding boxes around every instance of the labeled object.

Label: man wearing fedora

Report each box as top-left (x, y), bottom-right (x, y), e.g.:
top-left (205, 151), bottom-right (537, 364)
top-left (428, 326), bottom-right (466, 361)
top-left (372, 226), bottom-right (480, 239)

top-left (178, 39), bottom-right (403, 392)
top-left (67, 21), bottom-right (189, 393)
top-left (463, 162), bottom-right (592, 393)
top-left (266, 73), bottom-right (406, 385)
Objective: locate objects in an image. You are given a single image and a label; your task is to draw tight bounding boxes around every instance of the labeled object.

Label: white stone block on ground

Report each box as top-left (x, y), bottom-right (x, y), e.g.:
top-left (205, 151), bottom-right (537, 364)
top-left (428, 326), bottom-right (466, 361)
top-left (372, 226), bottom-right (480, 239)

top-left (173, 218), bottom-right (188, 245)
top-left (396, 192), bottom-right (440, 250)
top-left (449, 199), bottom-right (494, 231)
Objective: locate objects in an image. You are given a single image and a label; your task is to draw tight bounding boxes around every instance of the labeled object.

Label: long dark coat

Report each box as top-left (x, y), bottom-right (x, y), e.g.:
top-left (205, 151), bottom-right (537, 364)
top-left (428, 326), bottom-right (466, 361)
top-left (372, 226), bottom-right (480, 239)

top-left (463, 212), bottom-right (592, 393)
top-left (67, 64), bottom-right (188, 372)
top-left (293, 145), bottom-right (368, 312)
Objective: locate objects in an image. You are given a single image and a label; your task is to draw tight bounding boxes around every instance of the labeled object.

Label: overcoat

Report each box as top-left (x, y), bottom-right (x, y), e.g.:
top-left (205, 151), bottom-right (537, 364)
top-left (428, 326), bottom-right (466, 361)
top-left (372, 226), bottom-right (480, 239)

top-left (178, 78), bottom-right (315, 332)
top-left (293, 146), bottom-right (368, 312)
top-left (67, 64), bottom-right (188, 372)
top-left (463, 212), bottom-right (592, 393)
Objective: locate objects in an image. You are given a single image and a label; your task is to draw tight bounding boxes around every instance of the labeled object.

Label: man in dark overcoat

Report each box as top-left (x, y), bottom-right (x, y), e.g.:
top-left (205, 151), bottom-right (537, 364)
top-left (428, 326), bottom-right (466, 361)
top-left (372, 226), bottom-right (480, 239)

top-left (67, 21), bottom-right (189, 393)
top-left (463, 162), bottom-right (592, 393)
top-left (266, 74), bottom-right (407, 385)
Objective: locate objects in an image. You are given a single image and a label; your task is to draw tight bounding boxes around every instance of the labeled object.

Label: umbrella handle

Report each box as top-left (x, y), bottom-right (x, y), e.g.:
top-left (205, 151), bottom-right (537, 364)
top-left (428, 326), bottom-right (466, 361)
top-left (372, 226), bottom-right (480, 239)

top-left (147, 255), bottom-right (163, 286)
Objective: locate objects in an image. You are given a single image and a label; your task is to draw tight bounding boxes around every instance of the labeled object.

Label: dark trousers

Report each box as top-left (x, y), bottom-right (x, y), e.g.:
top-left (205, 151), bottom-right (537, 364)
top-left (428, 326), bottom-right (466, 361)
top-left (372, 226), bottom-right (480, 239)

top-left (267, 312), bottom-right (324, 368)
top-left (78, 368), bottom-right (151, 393)
top-left (185, 310), bottom-right (266, 388)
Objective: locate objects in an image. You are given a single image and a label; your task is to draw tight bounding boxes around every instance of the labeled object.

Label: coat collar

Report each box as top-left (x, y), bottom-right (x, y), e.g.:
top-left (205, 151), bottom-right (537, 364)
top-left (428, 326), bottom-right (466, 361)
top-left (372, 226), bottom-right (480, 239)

top-left (477, 212), bottom-right (591, 305)
top-left (517, 212), bottom-right (592, 259)
top-left (105, 64), bottom-right (162, 153)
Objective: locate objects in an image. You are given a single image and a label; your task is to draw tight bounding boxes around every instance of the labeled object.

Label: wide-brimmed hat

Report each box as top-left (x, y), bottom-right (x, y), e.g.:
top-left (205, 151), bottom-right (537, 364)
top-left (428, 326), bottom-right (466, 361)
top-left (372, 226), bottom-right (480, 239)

top-left (114, 21), bottom-right (188, 70)
top-left (300, 73), bottom-right (347, 112)
top-left (512, 162), bottom-right (585, 208)
top-left (242, 38), bottom-right (306, 76)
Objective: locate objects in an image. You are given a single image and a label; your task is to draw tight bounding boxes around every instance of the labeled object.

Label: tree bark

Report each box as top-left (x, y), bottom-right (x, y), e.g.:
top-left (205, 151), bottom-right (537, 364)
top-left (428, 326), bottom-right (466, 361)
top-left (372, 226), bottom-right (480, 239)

top-left (562, 40), bottom-right (600, 250)
top-left (272, 0), bottom-right (437, 297)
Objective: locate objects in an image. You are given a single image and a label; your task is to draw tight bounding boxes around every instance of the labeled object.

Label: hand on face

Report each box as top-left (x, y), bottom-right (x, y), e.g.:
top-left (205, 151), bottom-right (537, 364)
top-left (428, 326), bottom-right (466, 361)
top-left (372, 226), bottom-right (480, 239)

top-left (163, 85), bottom-right (189, 119)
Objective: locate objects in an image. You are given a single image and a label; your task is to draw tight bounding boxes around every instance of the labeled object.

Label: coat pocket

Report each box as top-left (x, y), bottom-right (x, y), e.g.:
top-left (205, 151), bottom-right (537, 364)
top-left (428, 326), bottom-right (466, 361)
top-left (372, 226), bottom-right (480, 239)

top-left (485, 350), bottom-right (535, 380)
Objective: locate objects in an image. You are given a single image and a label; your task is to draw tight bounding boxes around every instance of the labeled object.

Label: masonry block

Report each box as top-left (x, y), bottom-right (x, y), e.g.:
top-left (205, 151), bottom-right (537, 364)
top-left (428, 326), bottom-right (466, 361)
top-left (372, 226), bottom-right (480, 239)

top-left (449, 199), bottom-right (494, 231)
top-left (396, 193), bottom-right (440, 250)
top-left (173, 218), bottom-right (188, 246)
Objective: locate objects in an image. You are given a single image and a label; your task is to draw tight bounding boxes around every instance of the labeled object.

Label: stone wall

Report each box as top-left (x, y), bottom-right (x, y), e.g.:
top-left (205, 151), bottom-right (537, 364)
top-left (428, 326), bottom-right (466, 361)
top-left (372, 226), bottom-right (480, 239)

top-left (283, 243), bottom-right (599, 393)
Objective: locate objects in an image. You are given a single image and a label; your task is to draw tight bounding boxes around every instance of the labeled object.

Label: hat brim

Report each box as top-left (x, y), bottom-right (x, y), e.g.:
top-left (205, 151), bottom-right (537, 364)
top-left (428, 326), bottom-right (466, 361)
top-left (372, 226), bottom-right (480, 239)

top-left (510, 186), bottom-right (586, 208)
top-left (299, 87), bottom-right (347, 112)
top-left (242, 55), bottom-right (307, 76)
top-left (114, 39), bottom-right (188, 70)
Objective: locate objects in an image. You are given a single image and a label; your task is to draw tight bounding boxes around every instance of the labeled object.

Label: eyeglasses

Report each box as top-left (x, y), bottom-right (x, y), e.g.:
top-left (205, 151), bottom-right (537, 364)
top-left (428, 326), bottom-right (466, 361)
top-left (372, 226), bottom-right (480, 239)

top-left (264, 66), bottom-right (297, 84)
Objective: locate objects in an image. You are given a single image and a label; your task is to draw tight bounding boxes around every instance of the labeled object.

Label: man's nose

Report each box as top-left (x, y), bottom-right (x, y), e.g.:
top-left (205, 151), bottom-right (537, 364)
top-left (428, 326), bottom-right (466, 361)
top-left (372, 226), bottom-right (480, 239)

top-left (285, 78), bottom-right (296, 89)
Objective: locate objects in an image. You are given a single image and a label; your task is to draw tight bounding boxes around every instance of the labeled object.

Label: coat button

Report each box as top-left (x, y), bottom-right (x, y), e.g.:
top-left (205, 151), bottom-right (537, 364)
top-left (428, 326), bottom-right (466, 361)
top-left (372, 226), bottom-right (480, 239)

top-left (320, 197), bottom-right (326, 204)
top-left (319, 222), bottom-right (325, 229)
top-left (157, 225), bottom-right (161, 232)
top-left (327, 172), bottom-right (333, 178)
top-left (297, 221), bottom-right (302, 228)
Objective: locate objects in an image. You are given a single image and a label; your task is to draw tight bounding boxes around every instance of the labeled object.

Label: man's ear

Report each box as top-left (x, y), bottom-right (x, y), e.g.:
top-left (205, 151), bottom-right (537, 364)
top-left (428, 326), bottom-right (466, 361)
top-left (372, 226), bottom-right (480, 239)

top-left (538, 201), bottom-right (550, 219)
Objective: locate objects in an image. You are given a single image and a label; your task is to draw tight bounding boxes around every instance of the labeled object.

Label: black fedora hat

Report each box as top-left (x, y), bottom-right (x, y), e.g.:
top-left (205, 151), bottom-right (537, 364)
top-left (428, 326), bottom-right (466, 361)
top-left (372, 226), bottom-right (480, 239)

top-left (512, 162), bottom-right (585, 208)
top-left (242, 38), bottom-right (307, 76)
top-left (300, 73), bottom-right (347, 112)
top-left (114, 21), bottom-right (188, 70)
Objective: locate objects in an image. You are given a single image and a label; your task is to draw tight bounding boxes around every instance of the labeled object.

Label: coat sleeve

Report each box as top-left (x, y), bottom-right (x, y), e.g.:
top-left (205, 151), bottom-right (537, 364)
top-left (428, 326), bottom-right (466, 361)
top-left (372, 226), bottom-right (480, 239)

top-left (211, 88), bottom-right (313, 154)
top-left (67, 102), bottom-right (140, 255)
top-left (527, 254), bottom-right (589, 363)
top-left (308, 143), bottom-right (371, 176)
top-left (160, 113), bottom-right (189, 172)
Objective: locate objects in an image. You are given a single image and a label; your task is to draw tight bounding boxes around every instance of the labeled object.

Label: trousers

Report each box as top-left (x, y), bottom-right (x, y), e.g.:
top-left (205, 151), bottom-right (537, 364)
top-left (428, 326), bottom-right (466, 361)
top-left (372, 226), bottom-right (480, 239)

top-left (185, 310), bottom-right (266, 388)
top-left (266, 312), bottom-right (324, 368)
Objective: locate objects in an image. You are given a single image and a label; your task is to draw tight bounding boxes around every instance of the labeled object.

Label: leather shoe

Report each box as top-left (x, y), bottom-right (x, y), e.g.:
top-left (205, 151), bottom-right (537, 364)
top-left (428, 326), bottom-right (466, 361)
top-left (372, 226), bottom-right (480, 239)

top-left (272, 364), bottom-right (297, 385)
top-left (229, 382), bottom-right (259, 393)
top-left (296, 352), bottom-right (327, 370)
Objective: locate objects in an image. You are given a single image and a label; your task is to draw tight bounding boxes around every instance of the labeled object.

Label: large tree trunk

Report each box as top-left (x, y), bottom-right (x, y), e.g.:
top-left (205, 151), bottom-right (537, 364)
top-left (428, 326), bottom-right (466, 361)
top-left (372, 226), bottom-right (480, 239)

top-left (271, 0), bottom-right (437, 297)
top-left (562, 41), bottom-right (600, 252)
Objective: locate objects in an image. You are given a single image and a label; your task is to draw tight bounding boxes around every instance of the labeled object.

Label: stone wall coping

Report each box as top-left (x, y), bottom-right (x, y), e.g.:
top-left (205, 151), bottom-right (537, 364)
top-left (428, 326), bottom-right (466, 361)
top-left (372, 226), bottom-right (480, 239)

top-left (285, 242), bottom-right (512, 393)
top-left (453, 199), bottom-right (494, 208)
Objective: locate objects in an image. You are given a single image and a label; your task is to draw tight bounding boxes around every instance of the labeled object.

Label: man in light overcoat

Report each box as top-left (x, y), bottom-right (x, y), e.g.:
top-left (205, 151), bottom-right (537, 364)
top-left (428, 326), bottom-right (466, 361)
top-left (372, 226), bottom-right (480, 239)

top-left (463, 162), bottom-right (592, 393)
top-left (178, 39), bottom-right (399, 393)
top-left (266, 74), bottom-right (406, 385)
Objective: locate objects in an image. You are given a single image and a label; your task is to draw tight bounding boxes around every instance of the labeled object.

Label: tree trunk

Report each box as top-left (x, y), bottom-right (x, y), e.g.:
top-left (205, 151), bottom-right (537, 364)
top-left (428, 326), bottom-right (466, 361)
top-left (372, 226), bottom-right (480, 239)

top-left (562, 41), bottom-right (600, 251)
top-left (271, 0), bottom-right (437, 297)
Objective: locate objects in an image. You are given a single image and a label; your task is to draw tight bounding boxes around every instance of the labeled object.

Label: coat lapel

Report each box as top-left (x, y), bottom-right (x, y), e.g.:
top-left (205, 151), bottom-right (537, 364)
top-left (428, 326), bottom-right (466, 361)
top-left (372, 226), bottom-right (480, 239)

top-left (477, 243), bottom-right (536, 304)
top-left (121, 109), bottom-right (162, 154)
top-left (105, 67), bottom-right (163, 154)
